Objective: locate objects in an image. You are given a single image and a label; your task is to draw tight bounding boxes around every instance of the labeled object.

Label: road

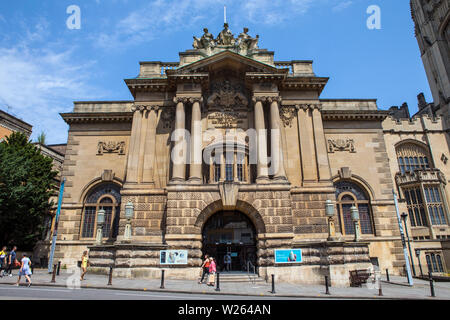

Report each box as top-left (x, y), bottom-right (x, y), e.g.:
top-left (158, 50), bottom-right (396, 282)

top-left (0, 284), bottom-right (301, 300)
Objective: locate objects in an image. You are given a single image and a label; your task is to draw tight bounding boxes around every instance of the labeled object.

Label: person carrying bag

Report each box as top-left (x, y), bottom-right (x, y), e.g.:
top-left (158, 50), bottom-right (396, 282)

top-left (207, 257), bottom-right (216, 286)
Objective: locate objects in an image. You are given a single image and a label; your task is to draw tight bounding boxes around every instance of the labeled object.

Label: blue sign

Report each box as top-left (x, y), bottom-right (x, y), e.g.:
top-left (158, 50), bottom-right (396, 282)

top-left (275, 249), bottom-right (302, 264)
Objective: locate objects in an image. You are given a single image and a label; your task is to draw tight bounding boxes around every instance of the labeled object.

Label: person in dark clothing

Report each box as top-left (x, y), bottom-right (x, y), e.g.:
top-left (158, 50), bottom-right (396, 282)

top-left (5, 246), bottom-right (17, 277)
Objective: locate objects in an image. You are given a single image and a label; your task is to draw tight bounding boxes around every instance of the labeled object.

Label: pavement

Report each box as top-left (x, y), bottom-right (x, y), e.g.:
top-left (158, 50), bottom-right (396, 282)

top-left (0, 269), bottom-right (449, 300)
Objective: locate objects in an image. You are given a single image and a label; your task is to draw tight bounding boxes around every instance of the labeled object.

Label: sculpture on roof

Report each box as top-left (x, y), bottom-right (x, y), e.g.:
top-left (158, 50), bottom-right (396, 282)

top-left (192, 25), bottom-right (260, 55)
top-left (193, 28), bottom-right (216, 50)
top-left (237, 27), bottom-right (259, 52)
top-left (216, 23), bottom-right (235, 46)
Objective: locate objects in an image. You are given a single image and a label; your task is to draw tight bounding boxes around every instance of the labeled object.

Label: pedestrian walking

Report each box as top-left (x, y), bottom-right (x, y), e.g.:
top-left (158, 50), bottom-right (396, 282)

top-left (0, 246), bottom-right (7, 277)
top-left (80, 251), bottom-right (89, 281)
top-left (198, 254), bottom-right (210, 284)
top-left (224, 253), bottom-right (231, 272)
top-left (15, 254), bottom-right (32, 287)
top-left (5, 246), bottom-right (17, 277)
top-left (207, 257), bottom-right (216, 286)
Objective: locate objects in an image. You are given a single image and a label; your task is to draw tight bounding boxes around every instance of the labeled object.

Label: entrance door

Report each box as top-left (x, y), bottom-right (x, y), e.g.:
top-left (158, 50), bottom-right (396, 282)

top-left (202, 211), bottom-right (257, 272)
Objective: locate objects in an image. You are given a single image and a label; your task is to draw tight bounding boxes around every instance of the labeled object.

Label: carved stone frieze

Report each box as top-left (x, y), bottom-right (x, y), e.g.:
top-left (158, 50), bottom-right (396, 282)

top-left (252, 96), bottom-right (282, 104)
top-left (207, 79), bottom-right (248, 111)
top-left (173, 97), bottom-right (204, 105)
top-left (131, 105), bottom-right (160, 112)
top-left (161, 107), bottom-right (175, 129)
top-left (327, 139), bottom-right (356, 153)
top-left (97, 141), bottom-right (126, 155)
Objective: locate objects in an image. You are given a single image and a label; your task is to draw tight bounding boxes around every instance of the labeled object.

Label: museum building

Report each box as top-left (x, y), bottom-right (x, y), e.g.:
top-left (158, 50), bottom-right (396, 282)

top-left (55, 21), bottom-right (450, 286)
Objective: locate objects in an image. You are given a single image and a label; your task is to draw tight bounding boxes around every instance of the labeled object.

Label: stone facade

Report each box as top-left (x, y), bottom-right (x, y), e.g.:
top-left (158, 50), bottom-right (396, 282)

top-left (53, 23), bottom-right (450, 287)
top-left (411, 0), bottom-right (450, 128)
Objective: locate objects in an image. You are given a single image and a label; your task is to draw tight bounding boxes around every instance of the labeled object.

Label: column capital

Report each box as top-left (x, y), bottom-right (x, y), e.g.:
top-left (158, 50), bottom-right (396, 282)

top-left (294, 103), bottom-right (322, 111)
top-left (173, 96), bottom-right (203, 104)
top-left (252, 95), bottom-right (282, 104)
top-left (131, 105), bottom-right (160, 112)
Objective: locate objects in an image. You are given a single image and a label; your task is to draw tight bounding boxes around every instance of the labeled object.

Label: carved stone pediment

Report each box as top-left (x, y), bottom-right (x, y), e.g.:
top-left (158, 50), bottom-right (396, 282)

top-left (97, 141), bottom-right (126, 155)
top-left (327, 139), bottom-right (356, 153)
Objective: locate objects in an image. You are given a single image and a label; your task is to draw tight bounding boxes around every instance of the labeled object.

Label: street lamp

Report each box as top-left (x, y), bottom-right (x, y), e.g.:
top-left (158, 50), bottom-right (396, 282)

top-left (96, 208), bottom-right (105, 245)
top-left (351, 206), bottom-right (360, 242)
top-left (401, 212), bottom-right (416, 277)
top-left (325, 200), bottom-right (337, 241)
top-left (124, 202), bottom-right (134, 241)
top-left (415, 248), bottom-right (424, 278)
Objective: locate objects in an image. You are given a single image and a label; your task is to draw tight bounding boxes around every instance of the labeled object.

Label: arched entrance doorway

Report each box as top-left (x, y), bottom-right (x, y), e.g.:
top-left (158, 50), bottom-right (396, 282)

top-left (202, 211), bottom-right (257, 272)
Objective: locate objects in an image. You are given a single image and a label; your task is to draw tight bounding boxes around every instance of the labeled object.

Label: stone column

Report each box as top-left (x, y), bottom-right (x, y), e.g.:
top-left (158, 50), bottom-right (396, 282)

top-left (220, 152), bottom-right (226, 182)
top-left (171, 99), bottom-right (187, 182)
top-left (189, 98), bottom-right (203, 184)
top-left (125, 106), bottom-right (144, 183)
top-left (253, 97), bottom-right (269, 183)
top-left (137, 109), bottom-right (149, 183)
top-left (142, 106), bottom-right (159, 184)
top-left (269, 98), bottom-right (287, 181)
top-left (311, 106), bottom-right (332, 182)
top-left (297, 105), bottom-right (318, 183)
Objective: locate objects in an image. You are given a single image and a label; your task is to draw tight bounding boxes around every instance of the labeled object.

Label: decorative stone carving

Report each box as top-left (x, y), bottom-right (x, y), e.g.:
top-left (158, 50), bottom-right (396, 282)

top-left (161, 107), bottom-right (175, 129)
top-left (252, 96), bottom-right (282, 104)
top-left (173, 97), bottom-right (203, 105)
top-left (207, 79), bottom-right (248, 110)
top-left (327, 139), bottom-right (356, 153)
top-left (295, 104), bottom-right (322, 111)
top-left (237, 27), bottom-right (259, 52)
top-left (219, 182), bottom-right (240, 210)
top-left (280, 106), bottom-right (297, 127)
top-left (97, 141), bottom-right (126, 155)
top-left (338, 167), bottom-right (352, 179)
top-left (441, 153), bottom-right (448, 164)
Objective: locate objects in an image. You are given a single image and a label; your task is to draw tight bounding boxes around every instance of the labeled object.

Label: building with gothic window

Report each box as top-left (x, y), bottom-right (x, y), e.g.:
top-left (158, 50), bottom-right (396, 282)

top-left (55, 20), bottom-right (450, 286)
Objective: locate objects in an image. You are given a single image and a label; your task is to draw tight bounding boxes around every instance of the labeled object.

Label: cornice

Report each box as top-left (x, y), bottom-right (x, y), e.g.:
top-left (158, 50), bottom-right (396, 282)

top-left (60, 112), bottom-right (133, 124)
top-left (322, 110), bottom-right (389, 121)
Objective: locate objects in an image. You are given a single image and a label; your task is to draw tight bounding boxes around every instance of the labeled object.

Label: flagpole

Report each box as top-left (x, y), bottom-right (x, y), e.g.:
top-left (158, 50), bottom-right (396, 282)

top-left (48, 178), bottom-right (66, 273)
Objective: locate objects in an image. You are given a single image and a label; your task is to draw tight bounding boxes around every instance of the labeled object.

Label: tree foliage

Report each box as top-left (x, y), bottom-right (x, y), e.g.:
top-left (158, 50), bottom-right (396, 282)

top-left (0, 132), bottom-right (57, 250)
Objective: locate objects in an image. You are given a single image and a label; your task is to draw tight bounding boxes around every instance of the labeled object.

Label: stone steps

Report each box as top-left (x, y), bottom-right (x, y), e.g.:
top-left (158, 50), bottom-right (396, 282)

top-left (217, 273), bottom-right (266, 283)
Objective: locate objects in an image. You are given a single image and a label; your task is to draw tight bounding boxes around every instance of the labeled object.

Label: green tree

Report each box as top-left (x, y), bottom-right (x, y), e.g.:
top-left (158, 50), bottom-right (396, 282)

top-left (0, 132), bottom-right (57, 250)
top-left (37, 131), bottom-right (46, 145)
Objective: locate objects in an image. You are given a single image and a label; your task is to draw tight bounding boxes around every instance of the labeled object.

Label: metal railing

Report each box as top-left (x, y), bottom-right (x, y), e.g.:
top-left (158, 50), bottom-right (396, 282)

top-left (247, 260), bottom-right (257, 285)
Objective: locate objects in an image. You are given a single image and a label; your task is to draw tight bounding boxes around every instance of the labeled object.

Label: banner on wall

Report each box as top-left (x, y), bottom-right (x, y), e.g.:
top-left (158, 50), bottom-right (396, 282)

top-left (274, 249), bottom-right (302, 264)
top-left (160, 250), bottom-right (188, 265)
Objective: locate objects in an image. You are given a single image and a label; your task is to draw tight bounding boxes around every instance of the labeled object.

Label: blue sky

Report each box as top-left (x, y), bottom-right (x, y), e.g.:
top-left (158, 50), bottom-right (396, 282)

top-left (0, 0), bottom-right (432, 144)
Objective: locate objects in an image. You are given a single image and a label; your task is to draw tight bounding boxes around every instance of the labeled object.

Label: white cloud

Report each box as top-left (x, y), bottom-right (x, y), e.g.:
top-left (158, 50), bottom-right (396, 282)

top-left (332, 1), bottom-right (353, 12)
top-left (0, 24), bottom-right (104, 144)
top-left (95, 0), bottom-right (318, 49)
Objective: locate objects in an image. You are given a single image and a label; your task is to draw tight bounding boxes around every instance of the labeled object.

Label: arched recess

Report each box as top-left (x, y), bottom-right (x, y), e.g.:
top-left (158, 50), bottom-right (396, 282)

top-left (78, 176), bottom-right (124, 204)
top-left (333, 179), bottom-right (375, 236)
top-left (331, 174), bottom-right (375, 202)
top-left (79, 182), bottom-right (122, 240)
top-left (394, 139), bottom-right (433, 173)
top-left (195, 200), bottom-right (266, 235)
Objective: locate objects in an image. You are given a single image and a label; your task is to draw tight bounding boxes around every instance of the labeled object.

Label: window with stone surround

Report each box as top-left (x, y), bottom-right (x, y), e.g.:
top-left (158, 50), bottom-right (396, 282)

top-left (396, 142), bottom-right (431, 174)
top-left (205, 145), bottom-right (248, 184)
top-left (335, 181), bottom-right (374, 235)
top-left (81, 183), bottom-right (121, 239)
top-left (424, 186), bottom-right (447, 225)
top-left (403, 187), bottom-right (428, 227)
top-left (426, 252), bottom-right (445, 273)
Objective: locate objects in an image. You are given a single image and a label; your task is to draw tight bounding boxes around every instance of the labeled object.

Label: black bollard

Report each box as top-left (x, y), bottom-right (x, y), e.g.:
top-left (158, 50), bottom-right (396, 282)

top-left (325, 276), bottom-right (330, 295)
top-left (386, 269), bottom-right (390, 282)
top-left (160, 270), bottom-right (165, 289)
top-left (271, 274), bottom-right (276, 294)
top-left (108, 266), bottom-right (113, 286)
top-left (51, 264), bottom-right (57, 283)
top-left (57, 261), bottom-right (61, 276)
top-left (429, 272), bottom-right (435, 297)
top-left (215, 273), bottom-right (220, 292)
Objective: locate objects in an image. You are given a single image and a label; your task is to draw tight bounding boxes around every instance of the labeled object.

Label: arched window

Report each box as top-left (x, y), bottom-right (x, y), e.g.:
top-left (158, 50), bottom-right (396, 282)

top-left (396, 142), bottom-right (431, 174)
top-left (335, 181), bottom-right (374, 235)
top-left (204, 144), bottom-right (250, 184)
top-left (81, 183), bottom-right (121, 239)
